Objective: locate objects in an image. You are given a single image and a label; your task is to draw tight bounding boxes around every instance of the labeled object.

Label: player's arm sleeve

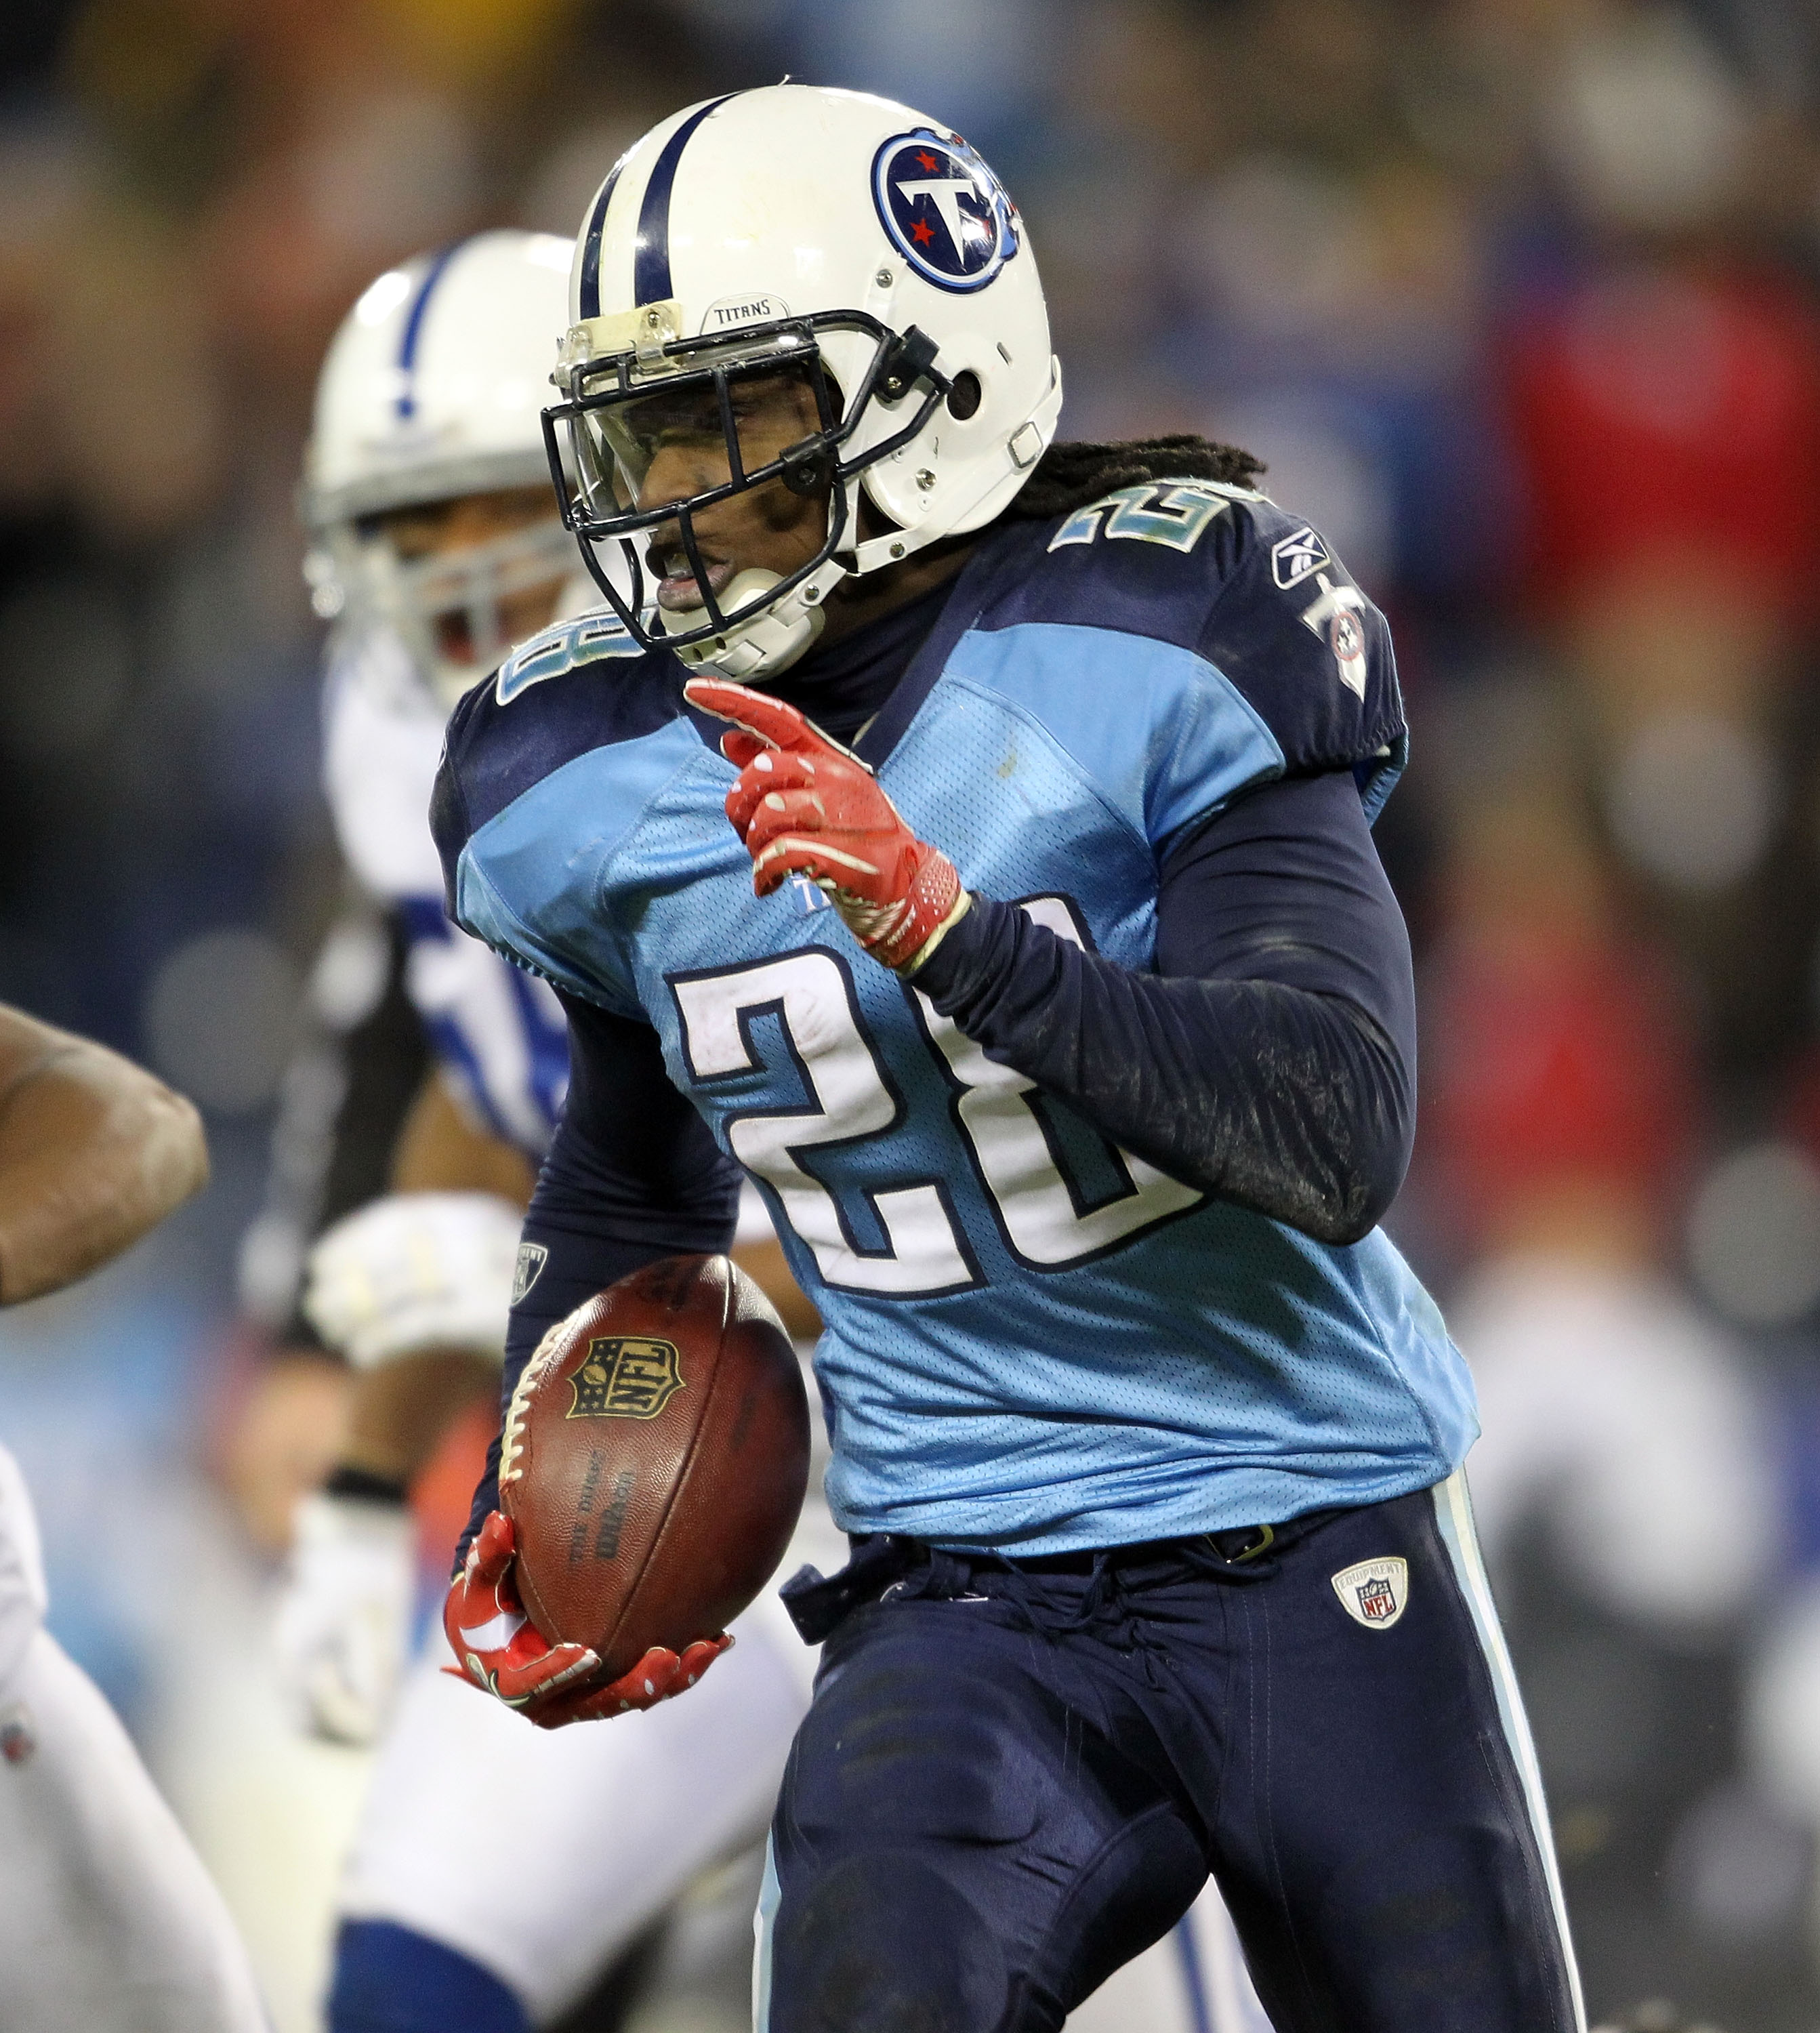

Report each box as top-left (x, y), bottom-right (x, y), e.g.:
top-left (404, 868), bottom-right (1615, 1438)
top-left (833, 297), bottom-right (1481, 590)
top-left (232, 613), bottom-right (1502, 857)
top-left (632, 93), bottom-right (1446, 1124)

top-left (913, 768), bottom-right (1415, 1246)
top-left (456, 990), bottom-right (740, 1565)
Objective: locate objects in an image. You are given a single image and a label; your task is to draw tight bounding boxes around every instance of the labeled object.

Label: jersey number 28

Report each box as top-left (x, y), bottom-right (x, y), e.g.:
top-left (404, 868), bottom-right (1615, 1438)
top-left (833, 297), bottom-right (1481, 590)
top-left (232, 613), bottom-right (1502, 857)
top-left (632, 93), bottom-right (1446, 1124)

top-left (669, 900), bottom-right (1201, 1296)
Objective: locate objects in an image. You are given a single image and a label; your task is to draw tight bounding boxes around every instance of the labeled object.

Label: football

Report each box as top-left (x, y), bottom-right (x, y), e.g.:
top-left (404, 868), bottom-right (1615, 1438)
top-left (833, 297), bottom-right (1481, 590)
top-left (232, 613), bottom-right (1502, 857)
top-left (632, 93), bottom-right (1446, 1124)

top-left (499, 1254), bottom-right (810, 1679)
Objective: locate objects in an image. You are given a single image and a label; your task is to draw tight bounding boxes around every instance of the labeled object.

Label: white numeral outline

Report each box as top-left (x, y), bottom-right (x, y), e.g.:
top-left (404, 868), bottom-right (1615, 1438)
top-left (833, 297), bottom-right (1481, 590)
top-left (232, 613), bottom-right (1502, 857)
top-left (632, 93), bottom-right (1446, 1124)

top-left (669, 949), bottom-right (980, 1297)
top-left (910, 897), bottom-right (1203, 1269)
top-left (669, 904), bottom-right (1203, 1298)
top-left (1048, 481), bottom-right (1233, 554)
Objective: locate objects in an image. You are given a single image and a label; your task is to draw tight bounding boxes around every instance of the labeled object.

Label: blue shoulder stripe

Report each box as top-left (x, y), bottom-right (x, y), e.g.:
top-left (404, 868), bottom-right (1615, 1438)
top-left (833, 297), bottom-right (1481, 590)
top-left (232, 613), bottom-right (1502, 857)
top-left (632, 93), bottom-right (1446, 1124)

top-left (439, 628), bottom-right (690, 843)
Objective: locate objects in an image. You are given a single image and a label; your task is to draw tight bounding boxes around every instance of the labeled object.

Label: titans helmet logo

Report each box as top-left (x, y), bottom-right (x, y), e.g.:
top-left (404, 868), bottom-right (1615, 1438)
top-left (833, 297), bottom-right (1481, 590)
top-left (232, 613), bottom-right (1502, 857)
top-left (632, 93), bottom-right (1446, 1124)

top-left (871, 129), bottom-right (1020, 293)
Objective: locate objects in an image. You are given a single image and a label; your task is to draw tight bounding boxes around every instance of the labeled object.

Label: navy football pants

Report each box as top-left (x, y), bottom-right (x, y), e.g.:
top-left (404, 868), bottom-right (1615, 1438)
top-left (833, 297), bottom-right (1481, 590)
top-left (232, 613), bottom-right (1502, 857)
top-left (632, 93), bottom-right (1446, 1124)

top-left (758, 1471), bottom-right (1583, 2033)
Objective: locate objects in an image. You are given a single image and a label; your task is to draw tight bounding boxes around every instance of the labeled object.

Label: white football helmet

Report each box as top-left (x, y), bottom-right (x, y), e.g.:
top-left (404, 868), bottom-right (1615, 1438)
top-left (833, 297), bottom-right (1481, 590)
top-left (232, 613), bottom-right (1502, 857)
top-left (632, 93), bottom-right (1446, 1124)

top-left (304, 230), bottom-right (578, 707)
top-left (544, 85), bottom-right (1062, 680)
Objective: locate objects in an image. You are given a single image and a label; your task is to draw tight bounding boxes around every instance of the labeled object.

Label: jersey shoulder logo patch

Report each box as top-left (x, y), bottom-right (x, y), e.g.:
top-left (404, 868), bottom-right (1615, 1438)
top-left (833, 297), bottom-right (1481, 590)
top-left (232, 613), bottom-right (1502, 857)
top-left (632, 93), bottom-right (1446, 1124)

top-left (1296, 573), bottom-right (1371, 701)
top-left (1270, 525), bottom-right (1329, 589)
top-left (1331, 1556), bottom-right (1409, 1629)
top-left (496, 610), bottom-right (642, 705)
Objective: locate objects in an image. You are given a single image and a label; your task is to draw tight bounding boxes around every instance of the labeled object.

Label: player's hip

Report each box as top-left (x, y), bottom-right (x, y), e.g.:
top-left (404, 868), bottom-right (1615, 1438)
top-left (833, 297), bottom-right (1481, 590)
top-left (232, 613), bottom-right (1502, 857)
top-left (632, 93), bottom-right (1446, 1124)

top-left (789, 1472), bottom-right (1545, 1740)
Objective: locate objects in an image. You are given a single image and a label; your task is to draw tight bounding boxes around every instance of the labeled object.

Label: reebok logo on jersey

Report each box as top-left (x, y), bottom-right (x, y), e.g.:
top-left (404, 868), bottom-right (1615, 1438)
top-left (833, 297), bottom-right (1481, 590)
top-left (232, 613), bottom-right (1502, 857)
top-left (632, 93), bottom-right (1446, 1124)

top-left (1271, 526), bottom-right (1329, 589)
top-left (1331, 1557), bottom-right (1408, 1629)
top-left (512, 1242), bottom-right (548, 1305)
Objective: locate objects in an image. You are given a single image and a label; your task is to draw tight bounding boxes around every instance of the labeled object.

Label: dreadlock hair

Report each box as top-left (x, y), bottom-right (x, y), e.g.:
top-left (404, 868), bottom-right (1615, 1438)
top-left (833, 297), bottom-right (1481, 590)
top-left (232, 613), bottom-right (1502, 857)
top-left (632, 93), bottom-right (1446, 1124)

top-left (1003, 434), bottom-right (1266, 521)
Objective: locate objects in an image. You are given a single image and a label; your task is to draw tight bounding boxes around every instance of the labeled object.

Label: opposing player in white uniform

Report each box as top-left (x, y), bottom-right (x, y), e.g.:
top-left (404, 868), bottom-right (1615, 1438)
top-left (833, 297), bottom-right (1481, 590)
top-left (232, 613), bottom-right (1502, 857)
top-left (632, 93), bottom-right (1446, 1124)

top-left (0, 1005), bottom-right (267, 2031)
top-left (274, 229), bottom-right (1268, 2033)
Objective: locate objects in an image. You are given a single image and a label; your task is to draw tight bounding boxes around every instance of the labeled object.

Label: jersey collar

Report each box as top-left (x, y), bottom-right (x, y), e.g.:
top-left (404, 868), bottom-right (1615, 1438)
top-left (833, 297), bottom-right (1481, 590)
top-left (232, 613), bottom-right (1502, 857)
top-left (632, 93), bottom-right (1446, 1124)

top-left (852, 518), bottom-right (1035, 772)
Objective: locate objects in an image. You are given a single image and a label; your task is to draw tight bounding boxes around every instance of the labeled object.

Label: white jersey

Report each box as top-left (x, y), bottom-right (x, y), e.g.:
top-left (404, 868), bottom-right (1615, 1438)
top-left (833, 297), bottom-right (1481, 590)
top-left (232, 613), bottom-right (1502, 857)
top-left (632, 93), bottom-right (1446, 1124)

top-left (322, 626), bottom-right (568, 1155)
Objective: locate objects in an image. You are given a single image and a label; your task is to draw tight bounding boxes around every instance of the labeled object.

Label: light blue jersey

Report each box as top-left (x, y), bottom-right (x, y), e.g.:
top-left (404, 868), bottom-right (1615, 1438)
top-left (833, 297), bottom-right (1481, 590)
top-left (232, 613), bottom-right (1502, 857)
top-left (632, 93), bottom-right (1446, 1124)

top-left (435, 485), bottom-right (1476, 1551)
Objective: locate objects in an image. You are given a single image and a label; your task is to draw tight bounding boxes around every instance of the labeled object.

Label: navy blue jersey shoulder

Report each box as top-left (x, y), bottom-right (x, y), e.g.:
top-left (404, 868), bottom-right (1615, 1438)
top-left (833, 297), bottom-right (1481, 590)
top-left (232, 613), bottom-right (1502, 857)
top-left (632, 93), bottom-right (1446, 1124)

top-left (430, 617), bottom-right (691, 905)
top-left (973, 484), bottom-right (1407, 798)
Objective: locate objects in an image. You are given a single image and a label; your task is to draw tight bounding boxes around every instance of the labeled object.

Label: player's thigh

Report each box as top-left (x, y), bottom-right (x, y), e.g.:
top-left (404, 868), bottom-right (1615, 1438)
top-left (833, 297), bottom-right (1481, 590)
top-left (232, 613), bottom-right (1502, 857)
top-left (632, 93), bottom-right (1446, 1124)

top-left (1066, 1882), bottom-right (1274, 2033)
top-left (0, 1630), bottom-right (264, 2033)
top-left (1212, 1473), bottom-right (1582, 2033)
top-left (762, 1597), bottom-right (1207, 2033)
top-left (340, 1599), bottom-right (807, 2021)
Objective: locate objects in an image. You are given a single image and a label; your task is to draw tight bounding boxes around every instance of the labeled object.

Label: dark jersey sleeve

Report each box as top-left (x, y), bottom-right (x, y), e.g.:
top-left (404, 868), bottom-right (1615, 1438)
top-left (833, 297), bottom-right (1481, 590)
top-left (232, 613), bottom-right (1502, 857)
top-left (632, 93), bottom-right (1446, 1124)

top-left (1191, 509), bottom-right (1407, 811)
top-left (455, 989), bottom-right (741, 1567)
top-left (912, 769), bottom-right (1415, 1246)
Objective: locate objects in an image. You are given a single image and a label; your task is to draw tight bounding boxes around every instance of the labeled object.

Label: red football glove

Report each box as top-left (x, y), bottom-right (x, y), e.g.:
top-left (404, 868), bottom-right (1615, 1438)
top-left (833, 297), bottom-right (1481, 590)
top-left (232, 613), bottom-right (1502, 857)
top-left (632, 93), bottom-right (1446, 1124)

top-left (685, 678), bottom-right (970, 974)
top-left (442, 1511), bottom-right (732, 1729)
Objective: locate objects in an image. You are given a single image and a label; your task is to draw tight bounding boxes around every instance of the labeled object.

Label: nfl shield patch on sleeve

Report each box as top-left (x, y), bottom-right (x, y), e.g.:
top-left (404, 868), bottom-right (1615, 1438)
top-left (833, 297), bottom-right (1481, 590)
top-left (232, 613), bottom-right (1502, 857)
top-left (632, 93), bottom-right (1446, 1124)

top-left (1331, 1557), bottom-right (1409, 1630)
top-left (512, 1243), bottom-right (548, 1306)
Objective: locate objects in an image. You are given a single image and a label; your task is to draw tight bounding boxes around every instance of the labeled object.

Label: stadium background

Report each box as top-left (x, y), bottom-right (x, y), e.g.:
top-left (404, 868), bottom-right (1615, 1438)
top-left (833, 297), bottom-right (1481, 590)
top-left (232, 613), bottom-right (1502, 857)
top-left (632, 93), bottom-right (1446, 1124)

top-left (3, 0), bottom-right (1819, 2026)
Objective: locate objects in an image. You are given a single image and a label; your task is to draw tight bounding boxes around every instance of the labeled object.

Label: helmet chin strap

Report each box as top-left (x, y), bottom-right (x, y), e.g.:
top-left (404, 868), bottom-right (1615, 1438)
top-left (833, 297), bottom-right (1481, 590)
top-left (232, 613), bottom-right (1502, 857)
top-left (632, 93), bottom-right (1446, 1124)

top-left (660, 556), bottom-right (850, 682)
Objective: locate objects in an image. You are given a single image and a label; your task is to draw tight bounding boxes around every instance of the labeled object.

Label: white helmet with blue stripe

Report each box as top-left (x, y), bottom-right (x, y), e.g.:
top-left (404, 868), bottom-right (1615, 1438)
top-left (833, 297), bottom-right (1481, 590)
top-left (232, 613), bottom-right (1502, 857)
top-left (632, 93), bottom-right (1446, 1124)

top-left (545, 84), bottom-right (1062, 680)
top-left (304, 230), bottom-right (578, 707)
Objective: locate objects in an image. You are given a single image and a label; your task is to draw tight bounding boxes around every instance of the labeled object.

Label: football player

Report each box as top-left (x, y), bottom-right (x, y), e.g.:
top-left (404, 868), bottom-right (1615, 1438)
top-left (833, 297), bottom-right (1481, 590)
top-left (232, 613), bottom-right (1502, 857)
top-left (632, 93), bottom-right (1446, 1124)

top-left (270, 229), bottom-right (826, 2032)
top-left (434, 86), bottom-right (1583, 2032)
top-left (0, 1005), bottom-right (265, 2030)
top-left (279, 226), bottom-right (1264, 2033)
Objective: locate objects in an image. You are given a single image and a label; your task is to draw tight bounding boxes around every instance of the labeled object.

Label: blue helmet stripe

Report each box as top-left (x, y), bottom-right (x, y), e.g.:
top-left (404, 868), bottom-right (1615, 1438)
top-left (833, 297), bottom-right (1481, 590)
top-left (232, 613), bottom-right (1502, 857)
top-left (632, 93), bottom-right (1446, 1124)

top-left (634, 94), bottom-right (737, 307)
top-left (395, 241), bottom-right (463, 419)
top-left (576, 159), bottom-right (627, 321)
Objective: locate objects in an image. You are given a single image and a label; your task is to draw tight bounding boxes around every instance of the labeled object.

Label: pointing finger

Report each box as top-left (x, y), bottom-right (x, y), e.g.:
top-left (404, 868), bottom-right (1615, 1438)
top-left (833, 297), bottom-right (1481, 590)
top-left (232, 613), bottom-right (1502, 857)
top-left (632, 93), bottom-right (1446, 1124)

top-left (684, 679), bottom-right (819, 753)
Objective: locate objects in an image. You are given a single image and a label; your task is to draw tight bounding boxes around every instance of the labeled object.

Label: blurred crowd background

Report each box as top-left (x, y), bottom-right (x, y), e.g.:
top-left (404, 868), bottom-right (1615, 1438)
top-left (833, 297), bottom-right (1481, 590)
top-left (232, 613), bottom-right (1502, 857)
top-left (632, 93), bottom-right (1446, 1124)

top-left (5, 0), bottom-right (1820, 2026)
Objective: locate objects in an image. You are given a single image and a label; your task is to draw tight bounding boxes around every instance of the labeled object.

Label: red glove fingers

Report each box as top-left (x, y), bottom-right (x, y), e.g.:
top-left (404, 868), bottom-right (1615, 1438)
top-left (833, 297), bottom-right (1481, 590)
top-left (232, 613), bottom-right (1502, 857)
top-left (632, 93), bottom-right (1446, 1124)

top-left (751, 829), bottom-right (887, 899)
top-left (686, 677), bottom-right (971, 973)
top-left (743, 803), bottom-right (861, 903)
top-left (687, 678), bottom-right (833, 757)
top-left (522, 1635), bottom-right (735, 1730)
top-left (724, 749), bottom-right (823, 838)
top-left (442, 1511), bottom-right (601, 1708)
top-left (444, 1513), bottom-right (733, 1727)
